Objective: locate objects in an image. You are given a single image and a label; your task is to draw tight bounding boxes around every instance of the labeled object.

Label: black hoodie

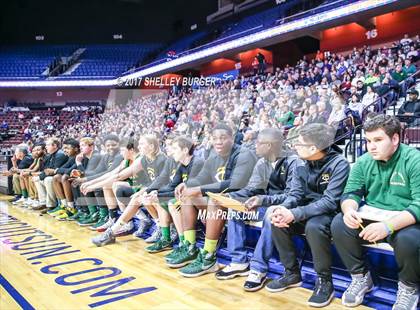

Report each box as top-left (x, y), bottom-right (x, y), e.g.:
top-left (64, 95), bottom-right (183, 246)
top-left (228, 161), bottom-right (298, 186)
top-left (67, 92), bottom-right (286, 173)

top-left (270, 148), bottom-right (350, 222)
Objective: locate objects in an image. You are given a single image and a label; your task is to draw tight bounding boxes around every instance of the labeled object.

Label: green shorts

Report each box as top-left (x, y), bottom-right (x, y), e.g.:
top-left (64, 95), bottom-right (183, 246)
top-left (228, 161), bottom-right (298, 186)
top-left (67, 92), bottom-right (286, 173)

top-left (160, 198), bottom-right (177, 212)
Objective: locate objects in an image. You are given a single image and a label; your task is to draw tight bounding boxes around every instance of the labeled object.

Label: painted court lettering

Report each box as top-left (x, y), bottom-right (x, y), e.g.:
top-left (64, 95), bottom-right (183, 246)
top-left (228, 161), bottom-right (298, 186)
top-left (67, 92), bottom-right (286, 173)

top-left (0, 211), bottom-right (156, 307)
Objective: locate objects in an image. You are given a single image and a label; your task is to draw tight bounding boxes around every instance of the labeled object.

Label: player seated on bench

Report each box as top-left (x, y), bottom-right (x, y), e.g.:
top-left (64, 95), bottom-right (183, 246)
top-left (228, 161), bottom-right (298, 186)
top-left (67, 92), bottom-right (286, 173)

top-left (20, 143), bottom-right (46, 210)
top-left (51, 138), bottom-right (80, 220)
top-left (5, 144), bottom-right (33, 205)
top-left (79, 138), bottom-right (140, 231)
top-left (91, 134), bottom-right (167, 246)
top-left (172, 122), bottom-right (257, 277)
top-left (142, 136), bottom-right (204, 254)
top-left (331, 114), bottom-right (420, 310)
top-left (137, 135), bottom-right (179, 243)
top-left (269, 123), bottom-right (350, 308)
top-left (213, 128), bottom-right (303, 292)
top-left (71, 134), bottom-right (123, 227)
top-left (68, 137), bottom-right (102, 221)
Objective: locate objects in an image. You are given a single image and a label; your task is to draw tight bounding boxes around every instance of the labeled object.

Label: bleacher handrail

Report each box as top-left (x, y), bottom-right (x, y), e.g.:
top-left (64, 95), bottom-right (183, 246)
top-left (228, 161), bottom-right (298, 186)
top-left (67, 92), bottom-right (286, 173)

top-left (361, 69), bottom-right (420, 118)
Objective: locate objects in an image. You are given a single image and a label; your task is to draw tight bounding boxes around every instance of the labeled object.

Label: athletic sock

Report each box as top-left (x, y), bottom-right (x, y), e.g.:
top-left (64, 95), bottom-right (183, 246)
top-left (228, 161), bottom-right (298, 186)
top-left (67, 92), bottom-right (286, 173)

top-left (60, 199), bottom-right (67, 207)
top-left (111, 218), bottom-right (126, 234)
top-left (184, 230), bottom-right (196, 245)
top-left (161, 226), bottom-right (170, 241)
top-left (22, 189), bottom-right (28, 198)
top-left (135, 209), bottom-right (148, 220)
top-left (67, 201), bottom-right (74, 208)
top-left (109, 208), bottom-right (119, 220)
top-left (203, 238), bottom-right (218, 254)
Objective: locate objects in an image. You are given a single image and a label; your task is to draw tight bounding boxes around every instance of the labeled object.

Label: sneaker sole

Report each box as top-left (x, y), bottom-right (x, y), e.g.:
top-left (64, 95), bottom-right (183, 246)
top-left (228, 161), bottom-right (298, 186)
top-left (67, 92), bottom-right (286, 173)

top-left (179, 263), bottom-right (220, 278)
top-left (166, 257), bottom-right (197, 268)
top-left (244, 278), bottom-right (267, 292)
top-left (92, 240), bottom-right (116, 247)
top-left (78, 222), bottom-right (98, 227)
top-left (146, 246), bottom-right (173, 254)
top-left (308, 291), bottom-right (335, 308)
top-left (265, 281), bottom-right (302, 293)
top-left (216, 270), bottom-right (250, 280)
top-left (341, 286), bottom-right (373, 307)
top-left (115, 230), bottom-right (134, 237)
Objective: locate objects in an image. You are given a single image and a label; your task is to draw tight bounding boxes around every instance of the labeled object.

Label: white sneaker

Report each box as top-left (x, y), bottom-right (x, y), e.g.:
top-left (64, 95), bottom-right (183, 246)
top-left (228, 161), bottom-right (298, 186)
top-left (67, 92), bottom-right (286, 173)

top-left (243, 270), bottom-right (267, 291)
top-left (30, 199), bottom-right (40, 206)
top-left (215, 263), bottom-right (250, 280)
top-left (23, 198), bottom-right (34, 206)
top-left (96, 218), bottom-right (115, 232)
top-left (12, 196), bottom-right (26, 205)
top-left (392, 282), bottom-right (419, 310)
top-left (115, 221), bottom-right (134, 236)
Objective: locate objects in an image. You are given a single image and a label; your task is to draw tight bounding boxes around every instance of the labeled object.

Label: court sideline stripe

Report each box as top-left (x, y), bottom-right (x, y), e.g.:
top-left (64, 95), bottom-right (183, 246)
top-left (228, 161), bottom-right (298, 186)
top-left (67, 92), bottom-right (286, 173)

top-left (0, 274), bottom-right (35, 310)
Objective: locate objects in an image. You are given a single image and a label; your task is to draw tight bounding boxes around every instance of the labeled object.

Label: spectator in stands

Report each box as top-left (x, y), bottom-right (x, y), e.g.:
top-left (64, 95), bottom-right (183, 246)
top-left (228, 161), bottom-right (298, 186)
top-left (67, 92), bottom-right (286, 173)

top-left (276, 105), bottom-right (295, 128)
top-left (400, 34), bottom-right (412, 47)
top-left (331, 115), bottom-right (420, 309)
top-left (327, 99), bottom-right (346, 127)
top-left (364, 69), bottom-right (379, 88)
top-left (355, 80), bottom-right (366, 98)
top-left (252, 57), bottom-right (259, 75)
top-left (317, 101), bottom-right (330, 121)
top-left (256, 52), bottom-right (266, 75)
top-left (306, 104), bottom-right (325, 124)
top-left (267, 123), bottom-right (350, 308)
top-left (351, 70), bottom-right (365, 87)
top-left (347, 94), bottom-right (364, 121)
top-left (361, 86), bottom-right (379, 111)
top-left (403, 58), bottom-right (417, 76)
top-left (0, 121), bottom-right (8, 132)
top-left (398, 88), bottom-right (420, 126)
top-left (406, 46), bottom-right (418, 60)
top-left (392, 64), bottom-right (409, 96)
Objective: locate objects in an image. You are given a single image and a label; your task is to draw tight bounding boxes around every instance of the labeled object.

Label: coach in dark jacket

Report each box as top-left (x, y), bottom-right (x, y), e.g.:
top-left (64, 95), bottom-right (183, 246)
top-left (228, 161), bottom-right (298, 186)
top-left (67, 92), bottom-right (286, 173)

top-left (39, 142), bottom-right (68, 181)
top-left (35, 138), bottom-right (68, 210)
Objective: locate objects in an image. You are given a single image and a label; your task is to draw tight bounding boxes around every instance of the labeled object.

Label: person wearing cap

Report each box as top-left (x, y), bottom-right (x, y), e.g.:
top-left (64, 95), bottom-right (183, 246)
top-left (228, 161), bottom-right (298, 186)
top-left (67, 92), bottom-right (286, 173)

top-left (398, 88), bottom-right (420, 126)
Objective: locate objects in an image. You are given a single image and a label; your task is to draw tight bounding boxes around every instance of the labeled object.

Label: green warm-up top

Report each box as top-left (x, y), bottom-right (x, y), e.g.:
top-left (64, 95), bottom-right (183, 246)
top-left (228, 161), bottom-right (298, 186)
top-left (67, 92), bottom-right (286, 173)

top-left (342, 143), bottom-right (420, 222)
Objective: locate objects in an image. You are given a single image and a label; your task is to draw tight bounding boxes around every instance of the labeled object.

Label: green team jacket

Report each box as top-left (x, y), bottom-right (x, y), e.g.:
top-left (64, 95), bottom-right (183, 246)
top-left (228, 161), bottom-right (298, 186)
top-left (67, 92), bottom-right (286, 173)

top-left (342, 143), bottom-right (420, 222)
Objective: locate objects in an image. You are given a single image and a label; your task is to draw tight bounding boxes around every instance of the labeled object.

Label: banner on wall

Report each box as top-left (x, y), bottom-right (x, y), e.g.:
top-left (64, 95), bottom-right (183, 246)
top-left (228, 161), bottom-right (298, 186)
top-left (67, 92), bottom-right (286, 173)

top-left (207, 69), bottom-right (239, 82)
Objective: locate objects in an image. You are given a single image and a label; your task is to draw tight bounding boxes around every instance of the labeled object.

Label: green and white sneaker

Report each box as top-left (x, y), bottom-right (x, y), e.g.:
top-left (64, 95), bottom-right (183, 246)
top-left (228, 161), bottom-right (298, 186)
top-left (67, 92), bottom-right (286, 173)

top-left (145, 238), bottom-right (172, 253)
top-left (166, 241), bottom-right (198, 268)
top-left (47, 205), bottom-right (64, 215)
top-left (178, 249), bottom-right (219, 278)
top-left (165, 242), bottom-right (185, 261)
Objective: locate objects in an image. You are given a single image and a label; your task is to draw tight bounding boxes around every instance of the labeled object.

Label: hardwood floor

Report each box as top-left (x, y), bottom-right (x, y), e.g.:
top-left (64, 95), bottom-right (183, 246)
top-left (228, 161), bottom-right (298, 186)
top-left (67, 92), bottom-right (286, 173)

top-left (0, 199), bottom-right (370, 309)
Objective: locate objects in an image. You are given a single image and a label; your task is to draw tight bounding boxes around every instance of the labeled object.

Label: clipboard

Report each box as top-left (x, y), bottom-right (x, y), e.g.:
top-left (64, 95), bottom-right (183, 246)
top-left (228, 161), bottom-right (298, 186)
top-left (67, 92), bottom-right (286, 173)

top-left (206, 192), bottom-right (247, 212)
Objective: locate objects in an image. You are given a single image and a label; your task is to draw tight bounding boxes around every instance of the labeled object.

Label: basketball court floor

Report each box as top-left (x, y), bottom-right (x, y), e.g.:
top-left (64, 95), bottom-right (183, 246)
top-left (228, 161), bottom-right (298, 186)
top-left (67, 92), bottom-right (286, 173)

top-left (0, 197), bottom-right (370, 309)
